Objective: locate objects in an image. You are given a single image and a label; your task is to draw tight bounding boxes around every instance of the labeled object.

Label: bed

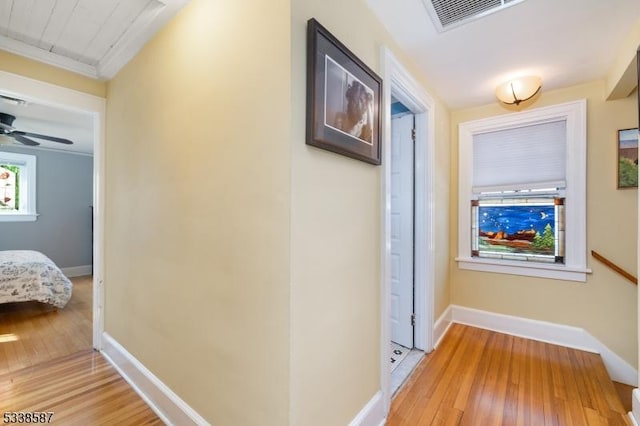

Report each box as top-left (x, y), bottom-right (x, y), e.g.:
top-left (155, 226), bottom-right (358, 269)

top-left (0, 250), bottom-right (73, 309)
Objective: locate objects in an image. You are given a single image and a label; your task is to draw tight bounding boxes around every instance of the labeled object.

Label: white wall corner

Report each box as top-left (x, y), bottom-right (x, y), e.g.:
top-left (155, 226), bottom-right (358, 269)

top-left (449, 305), bottom-right (638, 387)
top-left (101, 332), bottom-right (209, 426)
top-left (631, 389), bottom-right (640, 425)
top-left (348, 391), bottom-right (386, 426)
top-left (433, 306), bottom-right (453, 348)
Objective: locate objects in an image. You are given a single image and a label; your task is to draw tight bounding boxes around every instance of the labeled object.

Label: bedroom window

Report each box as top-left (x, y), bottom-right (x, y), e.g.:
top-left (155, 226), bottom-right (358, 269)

top-left (456, 100), bottom-right (588, 281)
top-left (0, 152), bottom-right (37, 221)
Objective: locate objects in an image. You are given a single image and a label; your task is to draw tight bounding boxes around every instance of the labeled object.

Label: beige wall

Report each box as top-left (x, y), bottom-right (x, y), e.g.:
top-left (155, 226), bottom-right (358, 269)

top-left (450, 81), bottom-right (638, 366)
top-left (0, 50), bottom-right (106, 98)
top-left (434, 104), bottom-right (452, 318)
top-left (289, 0), bottom-right (450, 424)
top-left (105, 0), bottom-right (291, 424)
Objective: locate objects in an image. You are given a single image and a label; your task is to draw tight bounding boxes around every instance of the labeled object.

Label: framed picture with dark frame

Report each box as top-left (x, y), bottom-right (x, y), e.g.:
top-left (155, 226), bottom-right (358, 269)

top-left (617, 128), bottom-right (639, 189)
top-left (306, 18), bottom-right (382, 165)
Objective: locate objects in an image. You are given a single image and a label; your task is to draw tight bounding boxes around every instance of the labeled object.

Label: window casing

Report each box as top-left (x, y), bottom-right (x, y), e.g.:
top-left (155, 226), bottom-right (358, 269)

top-left (456, 100), bottom-right (589, 282)
top-left (0, 152), bottom-right (37, 222)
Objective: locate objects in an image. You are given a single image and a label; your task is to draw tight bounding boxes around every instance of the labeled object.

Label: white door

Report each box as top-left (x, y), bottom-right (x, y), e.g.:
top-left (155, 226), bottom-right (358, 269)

top-left (390, 113), bottom-right (414, 348)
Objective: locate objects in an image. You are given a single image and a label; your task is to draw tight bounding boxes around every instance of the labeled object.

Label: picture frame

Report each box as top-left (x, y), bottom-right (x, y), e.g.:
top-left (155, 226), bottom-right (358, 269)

top-left (306, 18), bottom-right (382, 165)
top-left (617, 128), bottom-right (639, 189)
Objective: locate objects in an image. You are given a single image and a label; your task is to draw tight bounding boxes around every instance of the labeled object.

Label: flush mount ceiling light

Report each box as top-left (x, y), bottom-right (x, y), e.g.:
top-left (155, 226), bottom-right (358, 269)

top-left (495, 76), bottom-right (542, 106)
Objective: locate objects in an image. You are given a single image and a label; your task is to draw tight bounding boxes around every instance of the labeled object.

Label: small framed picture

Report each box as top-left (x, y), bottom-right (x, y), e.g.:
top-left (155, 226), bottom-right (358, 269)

top-left (617, 128), bottom-right (639, 189)
top-left (306, 18), bottom-right (382, 165)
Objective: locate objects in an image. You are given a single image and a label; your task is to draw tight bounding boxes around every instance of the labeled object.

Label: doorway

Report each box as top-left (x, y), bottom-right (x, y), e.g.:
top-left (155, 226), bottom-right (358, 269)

top-left (381, 47), bottom-right (436, 414)
top-left (0, 71), bottom-right (106, 356)
top-left (389, 102), bottom-right (423, 394)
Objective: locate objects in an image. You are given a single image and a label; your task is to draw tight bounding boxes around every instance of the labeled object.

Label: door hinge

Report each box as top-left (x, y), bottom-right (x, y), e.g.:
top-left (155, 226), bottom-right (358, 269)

top-left (411, 128), bottom-right (416, 142)
top-left (411, 313), bottom-right (416, 327)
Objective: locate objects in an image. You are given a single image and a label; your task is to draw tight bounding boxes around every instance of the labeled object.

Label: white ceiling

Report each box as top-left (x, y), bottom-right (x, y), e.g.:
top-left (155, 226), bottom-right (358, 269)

top-left (367, 0), bottom-right (640, 109)
top-left (0, 0), bottom-right (189, 79)
top-left (0, 0), bottom-right (190, 155)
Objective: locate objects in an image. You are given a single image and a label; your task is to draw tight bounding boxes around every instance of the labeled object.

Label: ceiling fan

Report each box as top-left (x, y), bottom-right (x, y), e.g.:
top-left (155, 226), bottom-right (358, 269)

top-left (0, 112), bottom-right (73, 146)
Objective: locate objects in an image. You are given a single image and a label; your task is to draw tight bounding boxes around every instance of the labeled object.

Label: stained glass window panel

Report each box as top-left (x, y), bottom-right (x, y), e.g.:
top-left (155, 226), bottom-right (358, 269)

top-left (472, 197), bottom-right (565, 264)
top-left (0, 165), bottom-right (18, 212)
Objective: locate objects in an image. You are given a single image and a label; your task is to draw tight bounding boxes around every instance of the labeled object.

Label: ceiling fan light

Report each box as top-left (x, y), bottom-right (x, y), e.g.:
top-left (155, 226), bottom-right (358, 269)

top-left (495, 76), bottom-right (542, 105)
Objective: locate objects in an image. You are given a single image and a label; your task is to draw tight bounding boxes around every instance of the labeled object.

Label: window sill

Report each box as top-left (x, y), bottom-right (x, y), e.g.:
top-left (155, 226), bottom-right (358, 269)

top-left (0, 213), bottom-right (38, 222)
top-left (455, 256), bottom-right (591, 282)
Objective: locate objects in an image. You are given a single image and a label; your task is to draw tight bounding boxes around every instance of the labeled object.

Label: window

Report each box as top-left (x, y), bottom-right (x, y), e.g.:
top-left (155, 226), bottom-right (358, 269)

top-left (456, 100), bottom-right (589, 281)
top-left (0, 152), bottom-right (37, 222)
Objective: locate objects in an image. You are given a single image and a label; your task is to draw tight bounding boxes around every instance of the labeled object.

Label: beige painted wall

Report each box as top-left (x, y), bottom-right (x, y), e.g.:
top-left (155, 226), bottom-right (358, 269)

top-left (105, 0), bottom-right (291, 424)
top-left (450, 81), bottom-right (638, 366)
top-left (0, 50), bottom-right (105, 97)
top-left (289, 0), bottom-right (450, 424)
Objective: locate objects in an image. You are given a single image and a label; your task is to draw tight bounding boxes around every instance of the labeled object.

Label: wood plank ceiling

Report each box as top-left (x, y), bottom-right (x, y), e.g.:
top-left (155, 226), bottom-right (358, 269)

top-left (0, 0), bottom-right (189, 79)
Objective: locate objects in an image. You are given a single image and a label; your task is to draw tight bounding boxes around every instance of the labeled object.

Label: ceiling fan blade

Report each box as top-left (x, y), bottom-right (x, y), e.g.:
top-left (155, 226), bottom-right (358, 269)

top-left (13, 131), bottom-right (73, 144)
top-left (13, 134), bottom-right (40, 146)
top-left (0, 122), bottom-right (13, 132)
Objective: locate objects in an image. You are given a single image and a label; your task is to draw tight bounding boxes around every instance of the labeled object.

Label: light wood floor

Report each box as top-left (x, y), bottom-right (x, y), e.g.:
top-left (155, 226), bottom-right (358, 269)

top-left (0, 349), bottom-right (162, 425)
top-left (0, 275), bottom-right (93, 374)
top-left (1, 284), bottom-right (631, 425)
top-left (388, 323), bottom-right (630, 426)
top-left (0, 275), bottom-right (162, 424)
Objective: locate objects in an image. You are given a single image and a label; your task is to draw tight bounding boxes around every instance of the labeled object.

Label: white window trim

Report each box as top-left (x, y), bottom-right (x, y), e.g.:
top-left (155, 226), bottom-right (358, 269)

top-left (456, 99), bottom-right (590, 282)
top-left (0, 151), bottom-right (37, 222)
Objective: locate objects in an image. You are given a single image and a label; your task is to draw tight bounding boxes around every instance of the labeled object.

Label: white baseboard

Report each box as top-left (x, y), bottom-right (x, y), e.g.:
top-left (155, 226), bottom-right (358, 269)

top-left (444, 305), bottom-right (637, 387)
top-left (631, 389), bottom-right (640, 425)
top-left (61, 264), bottom-right (92, 277)
top-left (101, 332), bottom-right (209, 426)
top-left (433, 306), bottom-right (452, 348)
top-left (349, 390), bottom-right (385, 426)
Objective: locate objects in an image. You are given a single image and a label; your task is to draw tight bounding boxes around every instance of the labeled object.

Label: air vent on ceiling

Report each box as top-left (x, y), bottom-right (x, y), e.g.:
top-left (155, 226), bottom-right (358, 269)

top-left (423, 0), bottom-right (526, 32)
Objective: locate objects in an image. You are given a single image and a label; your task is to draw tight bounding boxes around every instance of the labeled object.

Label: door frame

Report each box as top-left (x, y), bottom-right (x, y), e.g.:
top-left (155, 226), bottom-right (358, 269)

top-left (0, 71), bottom-right (106, 349)
top-left (380, 47), bottom-right (436, 412)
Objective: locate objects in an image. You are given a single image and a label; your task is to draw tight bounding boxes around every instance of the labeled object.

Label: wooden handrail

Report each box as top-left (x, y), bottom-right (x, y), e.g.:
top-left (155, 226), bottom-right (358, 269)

top-left (591, 250), bottom-right (637, 285)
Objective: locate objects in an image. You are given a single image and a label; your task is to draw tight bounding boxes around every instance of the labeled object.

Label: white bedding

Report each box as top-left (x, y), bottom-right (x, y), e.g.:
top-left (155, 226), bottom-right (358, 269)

top-left (0, 250), bottom-right (73, 308)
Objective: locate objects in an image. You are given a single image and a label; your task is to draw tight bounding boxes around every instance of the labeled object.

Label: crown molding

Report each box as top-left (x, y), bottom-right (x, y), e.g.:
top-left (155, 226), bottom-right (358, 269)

top-left (0, 0), bottom-right (190, 81)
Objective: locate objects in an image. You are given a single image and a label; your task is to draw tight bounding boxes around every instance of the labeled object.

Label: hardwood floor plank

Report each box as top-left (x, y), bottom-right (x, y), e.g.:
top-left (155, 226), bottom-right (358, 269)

top-left (388, 324), bottom-right (630, 426)
top-left (453, 327), bottom-right (491, 412)
top-left (416, 327), bottom-right (491, 425)
top-left (0, 276), bottom-right (162, 424)
top-left (390, 324), bottom-right (466, 424)
top-left (0, 276), bottom-right (93, 373)
top-left (0, 349), bottom-right (162, 424)
top-left (613, 381), bottom-right (634, 413)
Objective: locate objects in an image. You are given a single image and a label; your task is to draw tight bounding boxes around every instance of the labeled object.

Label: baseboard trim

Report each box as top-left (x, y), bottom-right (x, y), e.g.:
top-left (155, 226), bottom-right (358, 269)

top-left (62, 264), bottom-right (92, 277)
top-left (631, 389), bottom-right (640, 425)
top-left (101, 332), bottom-right (209, 425)
top-left (349, 390), bottom-right (385, 426)
top-left (447, 305), bottom-right (638, 387)
top-left (433, 306), bottom-right (452, 348)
